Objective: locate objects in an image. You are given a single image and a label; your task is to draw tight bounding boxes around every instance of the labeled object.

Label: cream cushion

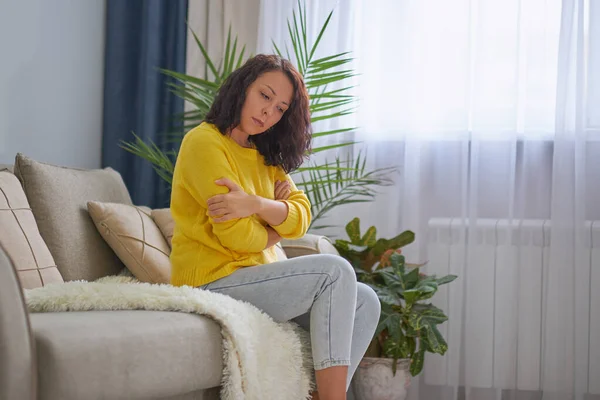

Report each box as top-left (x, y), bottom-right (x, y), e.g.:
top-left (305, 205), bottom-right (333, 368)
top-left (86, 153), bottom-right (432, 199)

top-left (0, 171), bottom-right (63, 289)
top-left (280, 235), bottom-right (339, 258)
top-left (14, 153), bottom-right (133, 281)
top-left (87, 201), bottom-right (171, 284)
top-left (151, 208), bottom-right (175, 247)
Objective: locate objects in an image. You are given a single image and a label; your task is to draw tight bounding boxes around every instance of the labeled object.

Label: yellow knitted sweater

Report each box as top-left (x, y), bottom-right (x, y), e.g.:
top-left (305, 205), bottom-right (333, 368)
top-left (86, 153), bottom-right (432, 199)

top-left (170, 122), bottom-right (311, 287)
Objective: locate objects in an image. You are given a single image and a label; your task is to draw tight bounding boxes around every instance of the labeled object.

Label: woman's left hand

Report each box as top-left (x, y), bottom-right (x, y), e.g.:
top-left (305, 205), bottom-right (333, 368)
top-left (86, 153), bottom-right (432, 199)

top-left (207, 178), bottom-right (259, 222)
top-left (274, 180), bottom-right (291, 200)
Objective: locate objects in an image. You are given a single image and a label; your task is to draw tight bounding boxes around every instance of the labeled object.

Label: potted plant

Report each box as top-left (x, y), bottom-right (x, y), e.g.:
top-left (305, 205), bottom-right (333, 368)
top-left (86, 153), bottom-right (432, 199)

top-left (334, 218), bottom-right (457, 400)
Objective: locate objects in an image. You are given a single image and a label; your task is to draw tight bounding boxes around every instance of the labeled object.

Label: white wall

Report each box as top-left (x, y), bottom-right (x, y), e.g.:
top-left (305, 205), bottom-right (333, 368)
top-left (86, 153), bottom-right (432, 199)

top-left (0, 0), bottom-right (106, 168)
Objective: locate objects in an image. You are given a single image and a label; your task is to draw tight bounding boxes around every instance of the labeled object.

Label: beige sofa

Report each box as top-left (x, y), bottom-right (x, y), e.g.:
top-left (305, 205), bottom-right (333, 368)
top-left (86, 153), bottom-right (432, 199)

top-left (0, 155), bottom-right (338, 400)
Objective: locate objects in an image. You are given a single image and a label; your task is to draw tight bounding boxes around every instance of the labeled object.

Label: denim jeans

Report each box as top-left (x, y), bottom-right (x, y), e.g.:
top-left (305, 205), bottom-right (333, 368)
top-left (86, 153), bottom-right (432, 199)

top-left (200, 254), bottom-right (381, 390)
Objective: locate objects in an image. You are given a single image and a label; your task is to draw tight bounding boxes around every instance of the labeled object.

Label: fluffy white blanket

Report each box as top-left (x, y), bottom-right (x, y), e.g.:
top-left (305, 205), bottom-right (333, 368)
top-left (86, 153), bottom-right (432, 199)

top-left (25, 275), bottom-right (314, 400)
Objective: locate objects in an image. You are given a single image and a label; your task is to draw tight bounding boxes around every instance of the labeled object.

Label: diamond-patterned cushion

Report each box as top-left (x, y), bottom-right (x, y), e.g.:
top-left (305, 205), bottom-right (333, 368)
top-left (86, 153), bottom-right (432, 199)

top-left (87, 201), bottom-right (171, 284)
top-left (151, 208), bottom-right (175, 248)
top-left (0, 171), bottom-right (64, 289)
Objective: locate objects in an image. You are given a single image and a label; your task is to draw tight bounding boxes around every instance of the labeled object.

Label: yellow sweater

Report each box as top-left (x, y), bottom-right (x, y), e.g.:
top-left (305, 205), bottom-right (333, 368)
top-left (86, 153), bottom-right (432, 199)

top-left (170, 122), bottom-right (311, 287)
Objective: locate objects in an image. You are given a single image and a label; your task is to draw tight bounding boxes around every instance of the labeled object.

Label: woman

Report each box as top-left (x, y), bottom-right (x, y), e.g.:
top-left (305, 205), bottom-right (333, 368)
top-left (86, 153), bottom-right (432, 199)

top-left (170, 54), bottom-right (380, 400)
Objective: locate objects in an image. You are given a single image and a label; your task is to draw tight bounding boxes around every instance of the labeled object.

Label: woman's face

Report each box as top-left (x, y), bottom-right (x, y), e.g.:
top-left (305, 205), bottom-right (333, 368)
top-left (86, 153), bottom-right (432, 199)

top-left (238, 70), bottom-right (294, 136)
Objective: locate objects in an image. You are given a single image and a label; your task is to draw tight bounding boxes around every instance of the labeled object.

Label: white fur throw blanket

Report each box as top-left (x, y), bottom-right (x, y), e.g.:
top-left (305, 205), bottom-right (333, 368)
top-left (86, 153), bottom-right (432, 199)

top-left (25, 275), bottom-right (314, 400)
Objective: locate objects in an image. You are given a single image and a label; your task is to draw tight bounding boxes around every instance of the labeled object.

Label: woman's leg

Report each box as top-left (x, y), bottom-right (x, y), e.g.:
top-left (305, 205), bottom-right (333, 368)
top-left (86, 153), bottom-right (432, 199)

top-left (201, 254), bottom-right (373, 399)
top-left (293, 283), bottom-right (381, 389)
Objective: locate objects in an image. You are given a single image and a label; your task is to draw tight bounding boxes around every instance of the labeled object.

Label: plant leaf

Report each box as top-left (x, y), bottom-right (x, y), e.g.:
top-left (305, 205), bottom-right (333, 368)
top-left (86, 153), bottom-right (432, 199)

top-left (375, 303), bottom-right (399, 336)
top-left (308, 9), bottom-right (333, 61)
top-left (311, 142), bottom-right (358, 153)
top-left (410, 340), bottom-right (427, 376)
top-left (345, 218), bottom-right (361, 243)
top-left (371, 285), bottom-right (402, 306)
top-left (404, 267), bottom-right (420, 290)
top-left (311, 108), bottom-right (355, 123)
top-left (361, 226), bottom-right (377, 246)
top-left (411, 304), bottom-right (448, 324)
top-left (190, 29), bottom-right (219, 81)
top-left (408, 304), bottom-right (449, 356)
top-left (119, 133), bottom-right (175, 185)
top-left (372, 231), bottom-right (416, 257)
top-left (425, 324), bottom-right (448, 355)
top-left (159, 69), bottom-right (219, 90)
top-left (437, 274), bottom-right (458, 286)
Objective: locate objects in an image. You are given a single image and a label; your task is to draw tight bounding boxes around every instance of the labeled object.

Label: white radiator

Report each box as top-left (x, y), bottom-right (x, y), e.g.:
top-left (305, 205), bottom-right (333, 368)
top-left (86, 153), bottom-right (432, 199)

top-left (424, 218), bottom-right (600, 393)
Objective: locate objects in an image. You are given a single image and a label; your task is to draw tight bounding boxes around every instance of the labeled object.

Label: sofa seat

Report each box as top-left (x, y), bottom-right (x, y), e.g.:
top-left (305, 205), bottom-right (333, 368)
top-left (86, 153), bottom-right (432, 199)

top-left (29, 310), bottom-right (223, 400)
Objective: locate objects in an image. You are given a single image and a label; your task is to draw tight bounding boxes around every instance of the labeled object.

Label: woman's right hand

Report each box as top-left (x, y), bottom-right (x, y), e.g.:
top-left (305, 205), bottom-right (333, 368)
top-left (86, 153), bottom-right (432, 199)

top-left (274, 180), bottom-right (291, 200)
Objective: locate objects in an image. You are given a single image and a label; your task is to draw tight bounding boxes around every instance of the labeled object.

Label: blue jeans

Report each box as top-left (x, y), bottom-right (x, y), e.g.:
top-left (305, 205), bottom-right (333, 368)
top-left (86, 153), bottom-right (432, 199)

top-left (201, 254), bottom-right (381, 390)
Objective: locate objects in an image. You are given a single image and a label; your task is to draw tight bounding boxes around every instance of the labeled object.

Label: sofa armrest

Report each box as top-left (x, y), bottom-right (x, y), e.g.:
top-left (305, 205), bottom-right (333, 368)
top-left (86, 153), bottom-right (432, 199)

top-left (0, 244), bottom-right (36, 400)
top-left (280, 233), bottom-right (340, 259)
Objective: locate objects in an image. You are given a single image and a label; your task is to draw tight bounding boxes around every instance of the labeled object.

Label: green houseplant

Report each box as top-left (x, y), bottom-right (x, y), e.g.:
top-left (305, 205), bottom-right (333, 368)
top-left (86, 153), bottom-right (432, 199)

top-left (121, 1), bottom-right (394, 230)
top-left (334, 218), bottom-right (457, 399)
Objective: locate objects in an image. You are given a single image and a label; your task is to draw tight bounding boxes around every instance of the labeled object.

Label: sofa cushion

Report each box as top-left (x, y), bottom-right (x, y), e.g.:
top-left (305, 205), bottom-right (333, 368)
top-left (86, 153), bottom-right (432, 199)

top-left (0, 171), bottom-right (63, 289)
top-left (152, 208), bottom-right (175, 248)
top-left (280, 234), bottom-right (339, 258)
top-left (29, 310), bottom-right (223, 400)
top-left (13, 154), bottom-right (133, 281)
top-left (88, 201), bottom-right (171, 284)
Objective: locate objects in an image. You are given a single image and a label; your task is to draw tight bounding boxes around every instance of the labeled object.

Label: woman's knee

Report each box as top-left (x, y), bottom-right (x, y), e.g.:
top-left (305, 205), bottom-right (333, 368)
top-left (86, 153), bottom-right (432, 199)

top-left (357, 282), bottom-right (381, 320)
top-left (317, 254), bottom-right (357, 285)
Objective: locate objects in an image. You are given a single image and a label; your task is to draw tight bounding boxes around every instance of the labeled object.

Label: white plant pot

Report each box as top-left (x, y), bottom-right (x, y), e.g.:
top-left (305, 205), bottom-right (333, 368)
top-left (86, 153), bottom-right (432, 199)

top-left (351, 357), bottom-right (411, 400)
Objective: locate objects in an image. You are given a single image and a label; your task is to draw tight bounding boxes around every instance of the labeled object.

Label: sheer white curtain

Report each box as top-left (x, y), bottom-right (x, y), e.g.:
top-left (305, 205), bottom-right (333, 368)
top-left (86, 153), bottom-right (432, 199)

top-left (258, 0), bottom-right (599, 399)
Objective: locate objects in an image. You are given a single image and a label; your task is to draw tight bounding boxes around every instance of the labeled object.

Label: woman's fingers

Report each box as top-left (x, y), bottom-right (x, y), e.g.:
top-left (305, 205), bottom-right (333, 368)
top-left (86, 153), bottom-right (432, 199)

top-left (208, 201), bottom-right (226, 211)
top-left (208, 207), bottom-right (228, 217)
top-left (276, 185), bottom-right (287, 199)
top-left (207, 194), bottom-right (224, 206)
top-left (274, 180), bottom-right (283, 195)
top-left (279, 189), bottom-right (290, 200)
top-left (213, 213), bottom-right (234, 223)
top-left (275, 181), bottom-right (291, 199)
top-left (274, 185), bottom-right (283, 199)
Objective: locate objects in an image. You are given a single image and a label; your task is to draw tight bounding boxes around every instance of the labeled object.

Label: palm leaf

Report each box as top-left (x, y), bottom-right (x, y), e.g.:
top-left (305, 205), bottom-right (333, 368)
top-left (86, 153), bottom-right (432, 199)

top-left (293, 151), bottom-right (395, 229)
top-left (311, 142), bottom-right (358, 153)
top-left (119, 133), bottom-right (175, 185)
top-left (310, 99), bottom-right (355, 114)
top-left (159, 69), bottom-right (220, 90)
top-left (308, 13), bottom-right (335, 62)
top-left (311, 108), bottom-right (355, 123)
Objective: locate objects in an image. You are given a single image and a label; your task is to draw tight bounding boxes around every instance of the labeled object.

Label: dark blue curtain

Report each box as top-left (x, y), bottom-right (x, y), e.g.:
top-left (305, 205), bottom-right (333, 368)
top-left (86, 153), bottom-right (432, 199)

top-left (102, 0), bottom-right (188, 208)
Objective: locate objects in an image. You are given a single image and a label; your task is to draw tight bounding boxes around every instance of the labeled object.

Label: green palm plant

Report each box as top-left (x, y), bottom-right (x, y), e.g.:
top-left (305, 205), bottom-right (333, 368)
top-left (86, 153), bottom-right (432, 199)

top-left (121, 0), bottom-right (394, 229)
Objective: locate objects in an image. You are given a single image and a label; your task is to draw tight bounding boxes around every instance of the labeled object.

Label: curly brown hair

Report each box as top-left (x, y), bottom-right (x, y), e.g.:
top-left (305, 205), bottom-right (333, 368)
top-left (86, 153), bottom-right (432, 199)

top-left (205, 54), bottom-right (312, 173)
